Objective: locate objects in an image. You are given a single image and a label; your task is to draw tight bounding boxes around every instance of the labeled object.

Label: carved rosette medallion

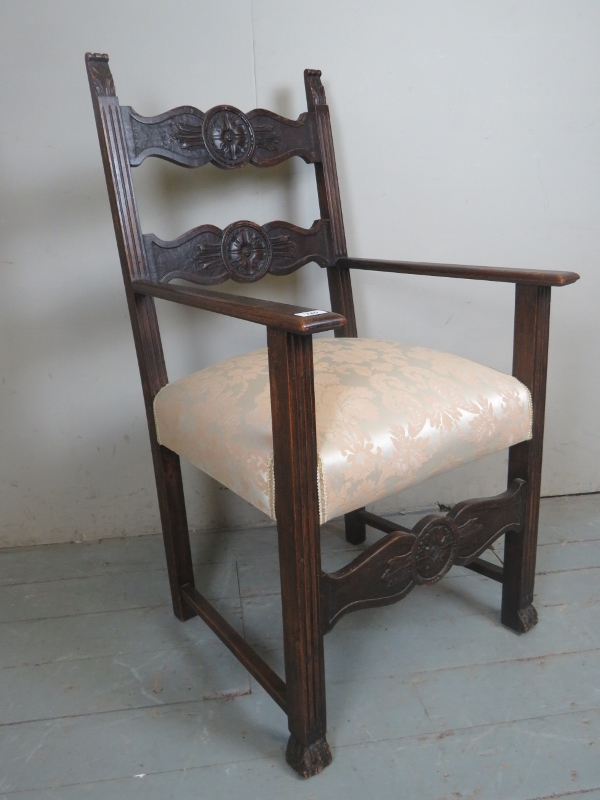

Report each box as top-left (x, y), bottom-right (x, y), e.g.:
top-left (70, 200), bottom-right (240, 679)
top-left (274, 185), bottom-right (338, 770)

top-left (410, 518), bottom-right (458, 585)
top-left (202, 106), bottom-right (255, 168)
top-left (221, 221), bottom-right (272, 282)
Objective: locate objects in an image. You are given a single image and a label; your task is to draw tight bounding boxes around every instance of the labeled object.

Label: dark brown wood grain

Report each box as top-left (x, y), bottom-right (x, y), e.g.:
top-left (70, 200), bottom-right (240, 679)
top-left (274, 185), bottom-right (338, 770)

top-left (343, 509), bottom-right (367, 545)
top-left (267, 328), bottom-right (331, 777)
top-left (304, 69), bottom-right (358, 338)
top-left (248, 109), bottom-right (320, 166)
top-left (143, 219), bottom-right (334, 285)
top-left (131, 279), bottom-right (346, 335)
top-left (121, 104), bottom-right (319, 169)
top-left (303, 69), bottom-right (359, 561)
top-left (122, 105), bottom-right (209, 167)
top-left (450, 479), bottom-right (526, 564)
top-left (322, 481), bottom-right (525, 632)
top-left (502, 285), bottom-right (552, 632)
top-left (338, 256), bottom-right (580, 286)
top-left (465, 558), bottom-right (504, 582)
top-left (322, 529), bottom-right (416, 631)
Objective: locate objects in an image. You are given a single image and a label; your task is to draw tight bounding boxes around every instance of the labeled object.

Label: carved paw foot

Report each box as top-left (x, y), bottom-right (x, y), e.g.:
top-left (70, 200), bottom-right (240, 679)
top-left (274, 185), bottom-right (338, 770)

top-left (286, 734), bottom-right (332, 778)
top-left (502, 603), bottom-right (538, 633)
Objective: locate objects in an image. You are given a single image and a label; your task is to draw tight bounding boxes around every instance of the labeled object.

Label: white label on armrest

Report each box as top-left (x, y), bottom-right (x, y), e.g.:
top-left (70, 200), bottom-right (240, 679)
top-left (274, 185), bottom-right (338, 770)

top-left (294, 310), bottom-right (328, 317)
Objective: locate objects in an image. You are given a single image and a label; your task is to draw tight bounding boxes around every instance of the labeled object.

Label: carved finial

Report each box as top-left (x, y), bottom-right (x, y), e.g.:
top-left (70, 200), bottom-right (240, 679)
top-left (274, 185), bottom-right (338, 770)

top-left (304, 69), bottom-right (326, 110)
top-left (85, 52), bottom-right (115, 97)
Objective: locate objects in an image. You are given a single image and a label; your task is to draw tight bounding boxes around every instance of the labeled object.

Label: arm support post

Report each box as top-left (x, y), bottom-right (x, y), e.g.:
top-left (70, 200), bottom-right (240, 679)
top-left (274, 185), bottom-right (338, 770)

top-left (502, 284), bottom-right (552, 632)
top-left (267, 328), bottom-right (331, 777)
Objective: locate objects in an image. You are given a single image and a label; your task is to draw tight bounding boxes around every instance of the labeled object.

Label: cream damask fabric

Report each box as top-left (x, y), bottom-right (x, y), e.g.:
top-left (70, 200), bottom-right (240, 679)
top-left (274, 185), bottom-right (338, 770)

top-left (154, 339), bottom-right (532, 524)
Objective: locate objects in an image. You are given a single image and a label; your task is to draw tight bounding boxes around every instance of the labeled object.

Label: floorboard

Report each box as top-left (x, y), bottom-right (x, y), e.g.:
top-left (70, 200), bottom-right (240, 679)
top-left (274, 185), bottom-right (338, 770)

top-left (0, 494), bottom-right (599, 799)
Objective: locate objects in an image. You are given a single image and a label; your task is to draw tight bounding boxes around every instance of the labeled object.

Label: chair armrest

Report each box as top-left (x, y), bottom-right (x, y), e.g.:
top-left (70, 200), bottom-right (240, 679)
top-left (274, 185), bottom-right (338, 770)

top-left (337, 257), bottom-right (580, 287)
top-left (131, 279), bottom-right (346, 335)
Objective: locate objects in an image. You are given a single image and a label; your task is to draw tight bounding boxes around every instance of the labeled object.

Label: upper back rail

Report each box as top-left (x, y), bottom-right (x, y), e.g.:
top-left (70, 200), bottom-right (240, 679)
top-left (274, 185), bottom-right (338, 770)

top-left (123, 104), bottom-right (320, 169)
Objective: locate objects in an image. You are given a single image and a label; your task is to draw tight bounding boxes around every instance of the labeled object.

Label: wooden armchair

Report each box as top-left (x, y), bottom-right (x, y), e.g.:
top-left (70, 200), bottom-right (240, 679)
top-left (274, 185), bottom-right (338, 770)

top-left (86, 53), bottom-right (579, 778)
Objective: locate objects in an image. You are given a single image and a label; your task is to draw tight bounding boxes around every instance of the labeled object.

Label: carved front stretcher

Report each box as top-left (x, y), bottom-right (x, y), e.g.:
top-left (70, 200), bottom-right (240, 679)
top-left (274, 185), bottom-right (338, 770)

top-left (321, 480), bottom-right (527, 632)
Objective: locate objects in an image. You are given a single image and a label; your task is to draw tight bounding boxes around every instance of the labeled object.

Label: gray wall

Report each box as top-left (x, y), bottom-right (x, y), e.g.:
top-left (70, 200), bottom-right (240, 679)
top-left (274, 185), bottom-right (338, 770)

top-left (0, 0), bottom-right (597, 546)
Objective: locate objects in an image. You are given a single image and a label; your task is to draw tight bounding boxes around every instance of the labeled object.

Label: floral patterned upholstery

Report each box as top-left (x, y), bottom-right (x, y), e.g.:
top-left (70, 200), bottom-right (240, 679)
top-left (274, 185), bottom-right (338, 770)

top-left (154, 338), bottom-right (532, 524)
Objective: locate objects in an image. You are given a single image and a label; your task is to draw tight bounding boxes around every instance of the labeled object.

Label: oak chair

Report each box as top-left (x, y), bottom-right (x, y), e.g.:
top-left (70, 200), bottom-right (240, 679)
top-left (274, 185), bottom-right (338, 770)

top-left (86, 53), bottom-right (579, 778)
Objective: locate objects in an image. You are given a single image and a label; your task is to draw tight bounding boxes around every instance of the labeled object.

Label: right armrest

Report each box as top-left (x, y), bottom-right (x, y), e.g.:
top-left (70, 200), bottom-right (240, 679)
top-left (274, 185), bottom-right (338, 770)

top-left (131, 279), bottom-right (346, 335)
top-left (337, 256), bottom-right (580, 286)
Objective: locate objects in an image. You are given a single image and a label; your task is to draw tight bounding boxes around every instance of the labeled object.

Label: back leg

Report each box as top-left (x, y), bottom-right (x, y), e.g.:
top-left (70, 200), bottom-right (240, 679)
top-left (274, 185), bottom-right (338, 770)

top-left (152, 443), bottom-right (196, 621)
top-left (345, 508), bottom-right (366, 544)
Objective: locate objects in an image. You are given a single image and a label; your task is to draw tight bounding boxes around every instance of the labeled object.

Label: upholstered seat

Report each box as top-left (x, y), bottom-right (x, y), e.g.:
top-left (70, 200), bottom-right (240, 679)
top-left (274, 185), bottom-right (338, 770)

top-left (155, 338), bottom-right (532, 523)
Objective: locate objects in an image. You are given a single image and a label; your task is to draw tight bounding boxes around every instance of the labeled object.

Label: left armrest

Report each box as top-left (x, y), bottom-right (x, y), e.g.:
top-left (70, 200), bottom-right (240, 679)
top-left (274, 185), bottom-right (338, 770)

top-left (336, 256), bottom-right (580, 287)
top-left (131, 279), bottom-right (346, 335)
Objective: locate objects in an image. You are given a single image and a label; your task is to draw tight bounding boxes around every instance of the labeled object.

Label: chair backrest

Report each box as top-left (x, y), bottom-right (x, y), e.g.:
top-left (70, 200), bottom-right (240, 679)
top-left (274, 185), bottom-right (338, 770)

top-left (85, 53), bottom-right (357, 335)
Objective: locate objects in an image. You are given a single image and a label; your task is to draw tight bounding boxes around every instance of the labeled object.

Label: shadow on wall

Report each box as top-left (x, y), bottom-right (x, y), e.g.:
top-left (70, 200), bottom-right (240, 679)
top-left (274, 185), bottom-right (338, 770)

top-left (0, 119), bottom-right (333, 546)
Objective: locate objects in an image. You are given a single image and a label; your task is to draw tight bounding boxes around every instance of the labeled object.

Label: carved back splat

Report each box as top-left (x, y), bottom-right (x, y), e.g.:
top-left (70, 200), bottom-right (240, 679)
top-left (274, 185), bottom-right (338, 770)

top-left (144, 219), bottom-right (334, 286)
top-left (122, 105), bottom-right (320, 169)
top-left (89, 55), bottom-right (354, 301)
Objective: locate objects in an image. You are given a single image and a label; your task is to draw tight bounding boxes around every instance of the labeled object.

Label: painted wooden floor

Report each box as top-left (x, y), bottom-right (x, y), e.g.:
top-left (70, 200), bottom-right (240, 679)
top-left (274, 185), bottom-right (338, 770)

top-left (1, 494), bottom-right (599, 799)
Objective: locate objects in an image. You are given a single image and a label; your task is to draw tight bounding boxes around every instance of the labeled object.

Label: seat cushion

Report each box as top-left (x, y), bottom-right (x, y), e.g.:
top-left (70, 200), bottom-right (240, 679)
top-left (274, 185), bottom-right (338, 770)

top-left (154, 338), bottom-right (532, 523)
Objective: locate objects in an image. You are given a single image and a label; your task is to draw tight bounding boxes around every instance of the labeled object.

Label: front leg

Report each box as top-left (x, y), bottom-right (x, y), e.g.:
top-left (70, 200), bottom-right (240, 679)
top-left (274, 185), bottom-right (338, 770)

top-left (268, 328), bottom-right (331, 777)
